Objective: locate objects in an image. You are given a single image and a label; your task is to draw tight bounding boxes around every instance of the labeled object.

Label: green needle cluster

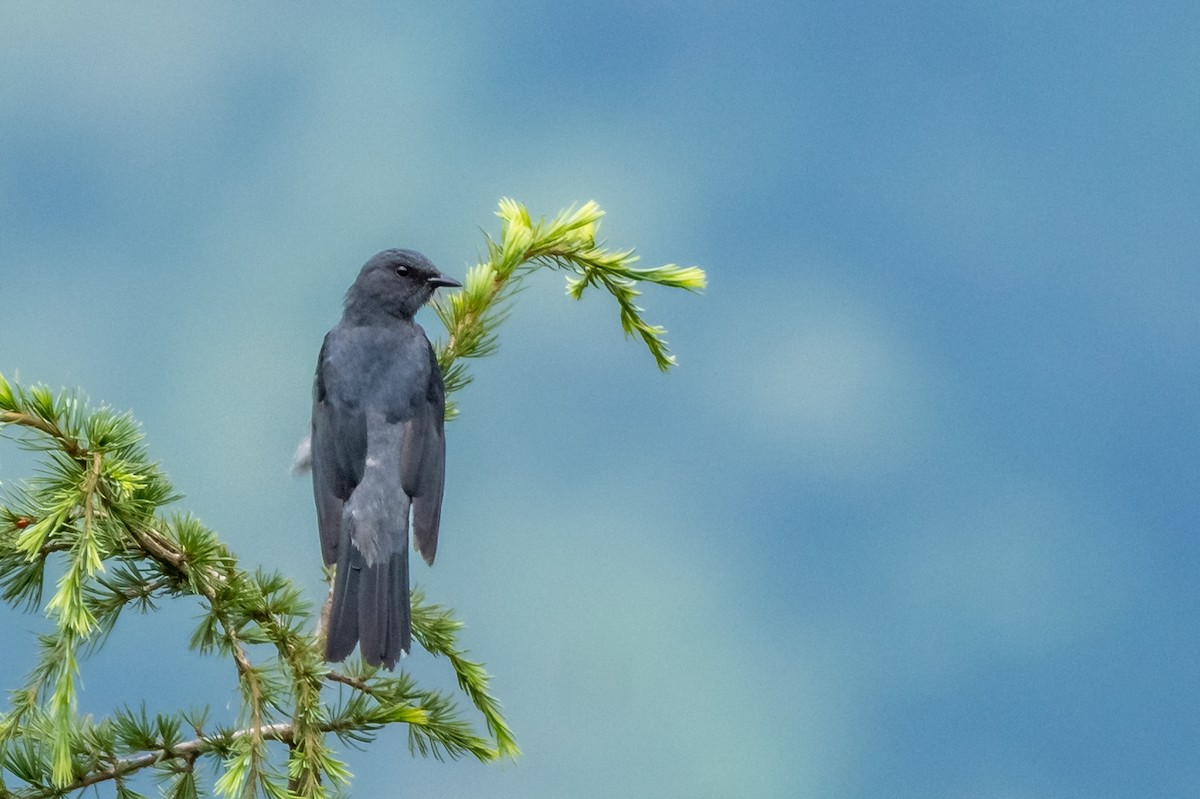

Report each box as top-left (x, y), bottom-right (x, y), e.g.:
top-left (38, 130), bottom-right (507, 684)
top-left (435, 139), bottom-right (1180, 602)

top-left (0, 200), bottom-right (704, 798)
top-left (434, 198), bottom-right (706, 418)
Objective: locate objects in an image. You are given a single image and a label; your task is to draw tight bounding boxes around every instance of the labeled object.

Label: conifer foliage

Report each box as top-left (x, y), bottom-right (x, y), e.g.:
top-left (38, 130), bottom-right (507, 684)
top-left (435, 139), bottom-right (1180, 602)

top-left (0, 200), bottom-right (704, 798)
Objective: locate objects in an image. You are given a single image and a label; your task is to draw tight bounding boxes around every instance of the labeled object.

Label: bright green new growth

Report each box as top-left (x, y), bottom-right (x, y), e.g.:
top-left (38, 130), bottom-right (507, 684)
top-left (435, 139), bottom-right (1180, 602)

top-left (434, 198), bottom-right (706, 417)
top-left (0, 200), bottom-right (704, 798)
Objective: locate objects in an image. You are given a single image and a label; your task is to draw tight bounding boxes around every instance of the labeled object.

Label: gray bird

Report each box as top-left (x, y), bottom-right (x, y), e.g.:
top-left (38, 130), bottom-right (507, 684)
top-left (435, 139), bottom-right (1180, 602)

top-left (310, 249), bottom-right (461, 669)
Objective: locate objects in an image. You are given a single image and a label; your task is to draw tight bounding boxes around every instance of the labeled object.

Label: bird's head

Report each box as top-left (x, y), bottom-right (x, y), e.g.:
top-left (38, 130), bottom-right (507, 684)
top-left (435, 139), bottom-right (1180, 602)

top-left (346, 249), bottom-right (462, 320)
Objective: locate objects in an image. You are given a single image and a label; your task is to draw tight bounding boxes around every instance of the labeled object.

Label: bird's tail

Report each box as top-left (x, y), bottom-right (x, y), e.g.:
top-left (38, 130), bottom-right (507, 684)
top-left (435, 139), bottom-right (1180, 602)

top-left (325, 499), bottom-right (411, 669)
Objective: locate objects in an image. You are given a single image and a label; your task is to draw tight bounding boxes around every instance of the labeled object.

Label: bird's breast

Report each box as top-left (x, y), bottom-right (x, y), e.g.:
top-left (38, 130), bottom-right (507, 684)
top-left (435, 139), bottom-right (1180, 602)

top-left (322, 323), bottom-right (433, 416)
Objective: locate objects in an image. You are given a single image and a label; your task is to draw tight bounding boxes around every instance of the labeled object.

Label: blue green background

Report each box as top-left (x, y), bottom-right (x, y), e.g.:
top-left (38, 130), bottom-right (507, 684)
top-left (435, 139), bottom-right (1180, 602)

top-left (1, 4), bottom-right (1197, 796)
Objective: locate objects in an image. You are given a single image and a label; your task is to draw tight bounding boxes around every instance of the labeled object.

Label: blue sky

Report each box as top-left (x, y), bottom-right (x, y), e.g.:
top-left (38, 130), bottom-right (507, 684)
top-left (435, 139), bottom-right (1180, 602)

top-left (1, 4), bottom-right (1198, 797)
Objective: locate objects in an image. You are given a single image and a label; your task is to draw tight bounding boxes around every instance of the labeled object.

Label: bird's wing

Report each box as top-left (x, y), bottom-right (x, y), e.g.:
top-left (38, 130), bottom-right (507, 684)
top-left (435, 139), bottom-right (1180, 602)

top-left (311, 333), bottom-right (367, 565)
top-left (401, 343), bottom-right (447, 565)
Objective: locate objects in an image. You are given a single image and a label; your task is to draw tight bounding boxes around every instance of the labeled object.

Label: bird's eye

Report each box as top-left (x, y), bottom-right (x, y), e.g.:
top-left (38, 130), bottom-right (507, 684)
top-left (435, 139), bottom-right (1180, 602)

top-left (395, 265), bottom-right (410, 276)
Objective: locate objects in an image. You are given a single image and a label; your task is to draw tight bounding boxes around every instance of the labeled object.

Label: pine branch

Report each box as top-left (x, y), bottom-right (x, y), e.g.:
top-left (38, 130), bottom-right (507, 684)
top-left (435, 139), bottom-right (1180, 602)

top-left (0, 410), bottom-right (87, 460)
top-left (411, 588), bottom-right (520, 760)
top-left (0, 374), bottom-right (512, 797)
top-left (433, 198), bottom-right (705, 417)
top-left (0, 379), bottom-right (438, 796)
top-left (15, 722), bottom-right (296, 799)
top-left (0, 714), bottom-right (381, 799)
top-left (0, 198), bottom-right (705, 797)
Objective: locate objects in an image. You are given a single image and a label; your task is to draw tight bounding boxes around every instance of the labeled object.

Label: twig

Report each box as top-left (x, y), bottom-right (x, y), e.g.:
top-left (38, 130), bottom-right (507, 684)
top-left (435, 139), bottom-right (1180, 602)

top-left (41, 722), bottom-right (298, 798)
top-left (0, 411), bottom-right (87, 459)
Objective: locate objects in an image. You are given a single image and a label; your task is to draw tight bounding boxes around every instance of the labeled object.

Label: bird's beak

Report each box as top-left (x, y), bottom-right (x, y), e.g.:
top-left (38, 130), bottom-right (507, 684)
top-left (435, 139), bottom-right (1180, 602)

top-left (427, 272), bottom-right (462, 289)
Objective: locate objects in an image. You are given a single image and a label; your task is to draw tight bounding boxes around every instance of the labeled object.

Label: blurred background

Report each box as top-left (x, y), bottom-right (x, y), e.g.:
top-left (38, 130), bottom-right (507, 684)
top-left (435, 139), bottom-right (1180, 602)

top-left (1, 4), bottom-right (1197, 797)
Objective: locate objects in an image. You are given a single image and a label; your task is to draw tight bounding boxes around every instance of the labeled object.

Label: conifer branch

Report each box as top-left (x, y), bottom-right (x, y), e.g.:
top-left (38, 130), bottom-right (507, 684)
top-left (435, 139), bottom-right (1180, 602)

top-left (0, 198), bottom-right (704, 797)
top-left (28, 721), bottom-right (297, 799)
top-left (433, 198), bottom-right (705, 417)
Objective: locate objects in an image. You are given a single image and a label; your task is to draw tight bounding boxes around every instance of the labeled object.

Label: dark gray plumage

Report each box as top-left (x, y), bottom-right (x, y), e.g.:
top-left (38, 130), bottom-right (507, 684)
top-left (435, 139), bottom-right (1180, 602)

top-left (311, 249), bottom-right (460, 669)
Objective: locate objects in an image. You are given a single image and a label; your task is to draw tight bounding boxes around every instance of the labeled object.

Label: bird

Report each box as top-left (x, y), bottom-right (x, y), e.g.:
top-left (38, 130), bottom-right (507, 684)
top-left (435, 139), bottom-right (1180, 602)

top-left (309, 249), bottom-right (461, 669)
